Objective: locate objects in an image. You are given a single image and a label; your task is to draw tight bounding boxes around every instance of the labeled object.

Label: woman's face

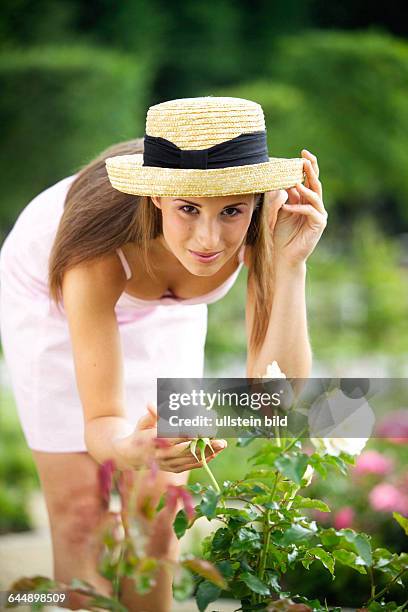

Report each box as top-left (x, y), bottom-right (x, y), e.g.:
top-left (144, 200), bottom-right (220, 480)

top-left (151, 194), bottom-right (256, 276)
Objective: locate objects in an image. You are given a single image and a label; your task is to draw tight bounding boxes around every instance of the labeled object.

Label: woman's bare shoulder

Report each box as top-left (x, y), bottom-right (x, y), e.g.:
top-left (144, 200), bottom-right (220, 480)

top-left (62, 251), bottom-right (127, 309)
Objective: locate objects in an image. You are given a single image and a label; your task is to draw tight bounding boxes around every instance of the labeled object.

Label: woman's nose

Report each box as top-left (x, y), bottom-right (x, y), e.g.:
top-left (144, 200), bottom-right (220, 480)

top-left (195, 220), bottom-right (221, 250)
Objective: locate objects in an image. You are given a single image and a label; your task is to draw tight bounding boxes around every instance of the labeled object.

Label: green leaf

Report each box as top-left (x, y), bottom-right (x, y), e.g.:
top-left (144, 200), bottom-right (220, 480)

top-left (263, 501), bottom-right (279, 510)
top-left (333, 549), bottom-right (367, 574)
top-left (338, 529), bottom-right (373, 566)
top-left (292, 496), bottom-right (331, 512)
top-left (320, 527), bottom-right (340, 547)
top-left (188, 482), bottom-right (203, 494)
top-left (274, 454), bottom-right (310, 485)
top-left (195, 580), bottom-right (222, 612)
top-left (265, 570), bottom-right (281, 592)
top-left (393, 511), bottom-right (408, 535)
top-left (200, 488), bottom-right (220, 519)
top-left (240, 571), bottom-right (270, 596)
top-left (173, 509), bottom-right (188, 539)
top-left (321, 454), bottom-right (349, 476)
top-left (287, 546), bottom-right (299, 565)
top-left (251, 484), bottom-right (267, 494)
top-left (307, 547), bottom-right (335, 576)
top-left (244, 469), bottom-right (279, 486)
top-left (301, 557), bottom-right (314, 570)
top-left (272, 523), bottom-right (317, 546)
top-left (212, 527), bottom-right (232, 552)
top-left (313, 461), bottom-right (328, 478)
top-left (248, 443), bottom-right (280, 462)
top-left (372, 547), bottom-right (395, 568)
top-left (215, 506), bottom-right (255, 525)
top-left (229, 527), bottom-right (262, 554)
top-left (216, 560), bottom-right (235, 579)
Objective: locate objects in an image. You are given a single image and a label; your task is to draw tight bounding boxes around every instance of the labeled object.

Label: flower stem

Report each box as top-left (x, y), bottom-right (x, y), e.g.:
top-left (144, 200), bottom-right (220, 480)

top-left (200, 445), bottom-right (221, 494)
top-left (366, 569), bottom-right (407, 605)
top-left (256, 472), bottom-right (281, 604)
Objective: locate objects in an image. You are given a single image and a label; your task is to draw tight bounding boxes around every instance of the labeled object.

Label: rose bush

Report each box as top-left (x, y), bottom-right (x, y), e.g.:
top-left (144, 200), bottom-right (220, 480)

top-left (7, 372), bottom-right (408, 611)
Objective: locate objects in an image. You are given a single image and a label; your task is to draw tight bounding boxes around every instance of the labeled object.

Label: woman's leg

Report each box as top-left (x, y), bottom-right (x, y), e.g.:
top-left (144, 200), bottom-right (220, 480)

top-left (32, 449), bottom-right (191, 611)
top-left (118, 468), bottom-right (190, 612)
top-left (31, 450), bottom-right (114, 610)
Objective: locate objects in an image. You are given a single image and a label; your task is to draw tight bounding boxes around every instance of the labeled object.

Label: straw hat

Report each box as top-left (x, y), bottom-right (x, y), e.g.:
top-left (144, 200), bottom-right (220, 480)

top-left (105, 96), bottom-right (305, 197)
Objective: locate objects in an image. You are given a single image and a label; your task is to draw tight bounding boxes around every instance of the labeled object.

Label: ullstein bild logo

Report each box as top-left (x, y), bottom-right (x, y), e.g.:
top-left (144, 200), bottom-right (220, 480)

top-left (167, 413), bottom-right (288, 428)
top-left (156, 377), bottom-right (407, 440)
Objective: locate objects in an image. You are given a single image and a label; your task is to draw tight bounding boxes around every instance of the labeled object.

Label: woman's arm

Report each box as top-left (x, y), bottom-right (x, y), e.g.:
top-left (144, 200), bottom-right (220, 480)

top-left (62, 254), bottom-right (226, 472)
top-left (62, 254), bottom-right (142, 470)
top-left (246, 259), bottom-right (312, 379)
top-left (246, 150), bottom-right (326, 379)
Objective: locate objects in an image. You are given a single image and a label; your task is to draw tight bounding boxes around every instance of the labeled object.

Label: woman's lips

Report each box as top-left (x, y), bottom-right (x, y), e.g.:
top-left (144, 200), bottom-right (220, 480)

top-left (188, 250), bottom-right (222, 263)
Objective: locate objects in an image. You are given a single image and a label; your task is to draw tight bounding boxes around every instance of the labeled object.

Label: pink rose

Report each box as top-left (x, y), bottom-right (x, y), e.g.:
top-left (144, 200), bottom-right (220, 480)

top-left (354, 450), bottom-right (394, 476)
top-left (369, 483), bottom-right (408, 514)
top-left (376, 410), bottom-right (408, 444)
top-left (334, 506), bottom-right (355, 529)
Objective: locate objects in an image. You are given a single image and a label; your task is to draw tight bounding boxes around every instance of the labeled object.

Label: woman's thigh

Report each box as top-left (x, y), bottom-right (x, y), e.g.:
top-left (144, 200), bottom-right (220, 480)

top-left (32, 449), bottom-right (189, 551)
top-left (31, 450), bottom-right (191, 608)
top-left (32, 451), bottom-right (106, 520)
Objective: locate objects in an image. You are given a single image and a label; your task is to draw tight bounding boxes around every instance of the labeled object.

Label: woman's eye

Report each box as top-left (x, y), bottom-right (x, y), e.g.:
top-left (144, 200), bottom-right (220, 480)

top-left (179, 205), bottom-right (199, 214)
top-left (178, 205), bottom-right (241, 217)
top-left (222, 207), bottom-right (241, 217)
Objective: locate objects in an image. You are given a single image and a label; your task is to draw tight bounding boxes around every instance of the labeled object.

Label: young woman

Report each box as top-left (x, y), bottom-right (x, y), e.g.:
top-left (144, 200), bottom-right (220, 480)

top-left (0, 96), bottom-right (327, 611)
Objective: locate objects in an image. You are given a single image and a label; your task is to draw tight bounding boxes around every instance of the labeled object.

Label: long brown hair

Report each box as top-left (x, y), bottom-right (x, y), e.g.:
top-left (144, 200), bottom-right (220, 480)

top-left (48, 139), bottom-right (274, 359)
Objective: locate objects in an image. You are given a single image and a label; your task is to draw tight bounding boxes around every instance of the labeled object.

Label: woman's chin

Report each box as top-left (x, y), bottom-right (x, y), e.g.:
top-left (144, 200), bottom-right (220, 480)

top-left (185, 263), bottom-right (219, 276)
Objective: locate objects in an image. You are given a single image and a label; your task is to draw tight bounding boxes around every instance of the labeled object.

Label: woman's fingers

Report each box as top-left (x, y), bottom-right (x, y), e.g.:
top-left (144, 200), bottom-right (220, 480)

top-left (170, 447), bottom-right (222, 465)
top-left (302, 149), bottom-right (320, 178)
top-left (163, 449), bottom-right (221, 472)
top-left (294, 182), bottom-right (326, 217)
top-left (281, 203), bottom-right (327, 229)
top-left (303, 158), bottom-right (323, 200)
top-left (160, 437), bottom-right (192, 445)
top-left (286, 186), bottom-right (301, 205)
top-left (155, 440), bottom-right (194, 459)
top-left (155, 438), bottom-right (224, 461)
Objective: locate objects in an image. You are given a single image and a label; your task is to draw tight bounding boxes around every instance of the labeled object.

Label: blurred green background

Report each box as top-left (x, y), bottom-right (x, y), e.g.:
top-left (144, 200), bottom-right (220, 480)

top-left (0, 0), bottom-right (407, 605)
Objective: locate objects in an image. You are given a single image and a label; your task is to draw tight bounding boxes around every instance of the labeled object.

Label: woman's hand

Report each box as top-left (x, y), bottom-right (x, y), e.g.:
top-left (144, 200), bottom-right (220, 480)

top-left (265, 149), bottom-right (328, 268)
top-left (112, 403), bottom-right (227, 473)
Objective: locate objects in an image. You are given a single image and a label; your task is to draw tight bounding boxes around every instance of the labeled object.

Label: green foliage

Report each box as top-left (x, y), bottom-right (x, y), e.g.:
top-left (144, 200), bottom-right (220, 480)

top-left (7, 426), bottom-right (407, 610)
top-left (288, 436), bottom-right (408, 606)
top-left (308, 216), bottom-right (408, 364)
top-left (222, 30), bottom-right (408, 223)
top-left (0, 389), bottom-right (39, 533)
top-left (182, 438), bottom-right (408, 610)
top-left (393, 512), bottom-right (408, 536)
top-left (0, 44), bottom-right (151, 235)
top-left (205, 216), bottom-right (408, 373)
